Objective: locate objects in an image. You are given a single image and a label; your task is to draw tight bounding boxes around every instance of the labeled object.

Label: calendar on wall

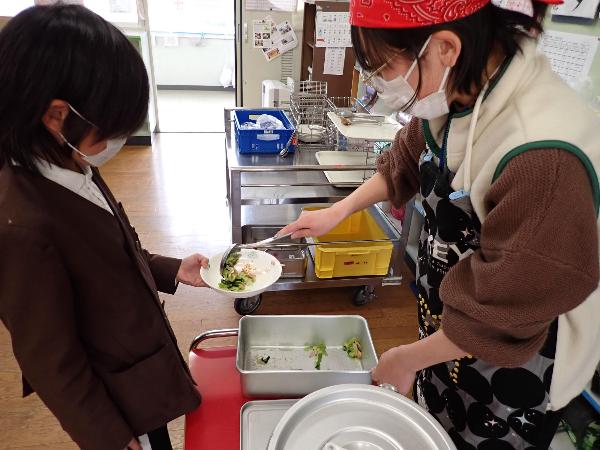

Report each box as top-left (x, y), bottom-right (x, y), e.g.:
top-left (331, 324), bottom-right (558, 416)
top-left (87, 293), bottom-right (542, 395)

top-left (315, 11), bottom-right (352, 47)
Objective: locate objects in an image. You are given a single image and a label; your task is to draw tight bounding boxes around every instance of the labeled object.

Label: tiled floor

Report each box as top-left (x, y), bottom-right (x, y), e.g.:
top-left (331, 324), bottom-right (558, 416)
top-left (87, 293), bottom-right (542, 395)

top-left (156, 89), bottom-right (235, 133)
top-left (0, 131), bottom-right (417, 449)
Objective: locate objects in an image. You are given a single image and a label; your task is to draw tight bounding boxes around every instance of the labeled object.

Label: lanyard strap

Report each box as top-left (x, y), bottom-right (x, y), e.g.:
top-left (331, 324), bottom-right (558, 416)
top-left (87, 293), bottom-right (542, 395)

top-left (439, 119), bottom-right (451, 172)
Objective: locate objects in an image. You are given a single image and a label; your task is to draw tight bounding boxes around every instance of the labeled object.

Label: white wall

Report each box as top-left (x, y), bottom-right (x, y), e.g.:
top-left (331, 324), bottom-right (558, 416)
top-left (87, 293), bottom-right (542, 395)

top-left (153, 35), bottom-right (234, 87)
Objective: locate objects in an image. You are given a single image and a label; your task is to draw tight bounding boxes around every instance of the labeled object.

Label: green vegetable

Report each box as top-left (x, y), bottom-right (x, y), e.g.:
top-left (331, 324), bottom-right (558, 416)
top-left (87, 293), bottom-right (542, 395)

top-left (225, 251), bottom-right (241, 267)
top-left (305, 342), bottom-right (327, 370)
top-left (219, 251), bottom-right (256, 292)
top-left (343, 337), bottom-right (363, 360)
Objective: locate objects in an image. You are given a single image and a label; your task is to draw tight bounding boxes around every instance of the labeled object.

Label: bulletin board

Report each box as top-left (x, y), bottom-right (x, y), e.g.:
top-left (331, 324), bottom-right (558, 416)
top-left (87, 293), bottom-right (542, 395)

top-left (543, 10), bottom-right (600, 114)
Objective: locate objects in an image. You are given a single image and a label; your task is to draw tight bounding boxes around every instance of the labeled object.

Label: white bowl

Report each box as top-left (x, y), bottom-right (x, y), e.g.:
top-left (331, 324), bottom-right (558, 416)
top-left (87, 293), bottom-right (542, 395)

top-left (201, 249), bottom-right (282, 298)
top-left (298, 124), bottom-right (326, 143)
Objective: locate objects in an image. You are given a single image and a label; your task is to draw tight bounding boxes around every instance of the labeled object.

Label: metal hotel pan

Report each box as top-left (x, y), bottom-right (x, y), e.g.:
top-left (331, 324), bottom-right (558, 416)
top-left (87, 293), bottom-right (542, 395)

top-left (237, 315), bottom-right (378, 398)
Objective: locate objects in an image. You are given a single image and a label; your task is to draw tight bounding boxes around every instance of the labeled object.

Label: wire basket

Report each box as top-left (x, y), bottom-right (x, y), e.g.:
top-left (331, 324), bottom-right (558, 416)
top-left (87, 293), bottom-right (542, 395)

top-left (290, 81), bottom-right (335, 147)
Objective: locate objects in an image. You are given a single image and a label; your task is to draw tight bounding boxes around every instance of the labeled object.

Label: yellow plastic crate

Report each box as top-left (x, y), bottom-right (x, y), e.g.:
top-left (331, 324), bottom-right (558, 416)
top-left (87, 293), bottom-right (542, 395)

top-left (306, 208), bottom-right (393, 279)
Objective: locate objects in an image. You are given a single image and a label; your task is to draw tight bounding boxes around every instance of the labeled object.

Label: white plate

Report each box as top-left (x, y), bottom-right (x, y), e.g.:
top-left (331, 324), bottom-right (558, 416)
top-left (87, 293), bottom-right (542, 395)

top-left (201, 249), bottom-right (282, 298)
top-left (298, 124), bottom-right (326, 143)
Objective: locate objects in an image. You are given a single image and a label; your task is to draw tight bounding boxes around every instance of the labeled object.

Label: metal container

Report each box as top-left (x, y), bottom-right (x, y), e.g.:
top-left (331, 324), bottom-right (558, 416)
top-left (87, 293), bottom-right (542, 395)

top-left (267, 384), bottom-right (457, 450)
top-left (242, 226), bottom-right (307, 278)
top-left (236, 315), bottom-right (378, 398)
top-left (240, 400), bottom-right (297, 450)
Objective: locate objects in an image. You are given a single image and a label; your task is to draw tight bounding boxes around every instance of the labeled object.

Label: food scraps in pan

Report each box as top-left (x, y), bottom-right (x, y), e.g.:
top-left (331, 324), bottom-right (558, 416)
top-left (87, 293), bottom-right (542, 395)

top-left (305, 342), bottom-right (327, 370)
top-left (343, 337), bottom-right (363, 360)
top-left (257, 355), bottom-right (271, 365)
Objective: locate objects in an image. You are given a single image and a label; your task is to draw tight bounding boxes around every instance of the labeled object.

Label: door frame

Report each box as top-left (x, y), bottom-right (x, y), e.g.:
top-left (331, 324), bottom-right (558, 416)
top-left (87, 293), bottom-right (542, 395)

top-left (235, 0), bottom-right (243, 107)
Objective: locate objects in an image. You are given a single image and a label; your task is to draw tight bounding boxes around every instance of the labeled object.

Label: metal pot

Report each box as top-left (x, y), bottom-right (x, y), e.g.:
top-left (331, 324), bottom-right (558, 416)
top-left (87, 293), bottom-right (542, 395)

top-left (267, 384), bottom-right (457, 450)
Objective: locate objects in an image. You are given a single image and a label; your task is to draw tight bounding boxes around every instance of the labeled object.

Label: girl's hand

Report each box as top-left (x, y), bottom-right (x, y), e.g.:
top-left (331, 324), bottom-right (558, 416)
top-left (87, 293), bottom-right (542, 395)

top-left (371, 346), bottom-right (417, 396)
top-left (176, 254), bottom-right (209, 287)
top-left (124, 437), bottom-right (142, 450)
top-left (278, 205), bottom-right (347, 239)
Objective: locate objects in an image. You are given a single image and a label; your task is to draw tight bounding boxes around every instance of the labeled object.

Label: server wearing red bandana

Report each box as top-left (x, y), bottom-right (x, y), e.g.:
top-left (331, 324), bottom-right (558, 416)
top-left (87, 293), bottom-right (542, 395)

top-left (281, 1), bottom-right (600, 448)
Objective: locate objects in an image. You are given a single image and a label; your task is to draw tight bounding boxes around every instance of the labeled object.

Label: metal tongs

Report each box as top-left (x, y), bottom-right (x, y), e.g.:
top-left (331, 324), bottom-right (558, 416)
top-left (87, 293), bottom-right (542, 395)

top-left (219, 231), bottom-right (296, 275)
top-left (219, 233), bottom-right (394, 276)
top-left (337, 111), bottom-right (386, 126)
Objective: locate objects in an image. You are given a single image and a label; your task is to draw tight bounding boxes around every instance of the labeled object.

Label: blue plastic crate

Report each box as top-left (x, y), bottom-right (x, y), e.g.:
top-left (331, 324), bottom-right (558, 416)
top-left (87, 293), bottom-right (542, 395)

top-left (233, 109), bottom-right (296, 154)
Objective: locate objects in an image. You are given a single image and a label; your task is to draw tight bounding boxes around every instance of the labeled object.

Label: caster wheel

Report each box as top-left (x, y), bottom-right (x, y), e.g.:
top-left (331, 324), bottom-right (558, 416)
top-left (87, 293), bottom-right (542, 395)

top-left (234, 295), bottom-right (262, 315)
top-left (353, 286), bottom-right (376, 306)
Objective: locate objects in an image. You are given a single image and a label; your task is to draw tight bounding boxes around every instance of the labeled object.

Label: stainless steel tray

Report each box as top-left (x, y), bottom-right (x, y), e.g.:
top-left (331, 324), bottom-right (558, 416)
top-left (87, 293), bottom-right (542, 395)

top-left (240, 400), bottom-right (297, 450)
top-left (268, 384), bottom-right (457, 450)
top-left (237, 315), bottom-right (378, 397)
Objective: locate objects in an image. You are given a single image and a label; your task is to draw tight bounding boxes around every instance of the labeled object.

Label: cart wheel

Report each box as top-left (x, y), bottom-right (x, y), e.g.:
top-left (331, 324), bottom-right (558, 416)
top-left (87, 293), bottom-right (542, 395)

top-left (234, 295), bottom-right (262, 315)
top-left (353, 286), bottom-right (376, 306)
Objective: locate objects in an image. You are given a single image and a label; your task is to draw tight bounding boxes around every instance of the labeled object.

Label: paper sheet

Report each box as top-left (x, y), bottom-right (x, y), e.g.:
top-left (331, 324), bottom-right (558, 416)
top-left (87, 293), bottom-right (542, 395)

top-left (162, 34), bottom-right (179, 47)
top-left (109, 0), bottom-right (132, 13)
top-left (491, 0), bottom-right (534, 16)
top-left (261, 20), bottom-right (299, 61)
top-left (315, 12), bottom-right (352, 48)
top-left (324, 47), bottom-right (346, 75)
top-left (253, 19), bottom-right (273, 48)
top-left (552, 0), bottom-right (600, 19)
top-left (540, 30), bottom-right (599, 85)
top-left (246, 0), bottom-right (298, 12)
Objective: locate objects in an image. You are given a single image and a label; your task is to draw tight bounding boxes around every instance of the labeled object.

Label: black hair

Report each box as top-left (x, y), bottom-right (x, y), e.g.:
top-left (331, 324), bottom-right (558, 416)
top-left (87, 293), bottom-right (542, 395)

top-left (0, 4), bottom-right (149, 172)
top-left (352, 4), bottom-right (548, 108)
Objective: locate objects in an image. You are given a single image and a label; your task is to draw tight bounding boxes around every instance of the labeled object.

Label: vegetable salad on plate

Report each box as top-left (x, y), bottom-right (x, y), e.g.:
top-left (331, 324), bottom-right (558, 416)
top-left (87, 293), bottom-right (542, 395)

top-left (219, 252), bottom-right (257, 292)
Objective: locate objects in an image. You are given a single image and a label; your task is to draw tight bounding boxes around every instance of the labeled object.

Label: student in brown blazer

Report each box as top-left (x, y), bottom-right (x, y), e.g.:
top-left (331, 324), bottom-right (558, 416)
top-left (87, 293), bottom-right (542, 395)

top-left (0, 5), bottom-right (207, 450)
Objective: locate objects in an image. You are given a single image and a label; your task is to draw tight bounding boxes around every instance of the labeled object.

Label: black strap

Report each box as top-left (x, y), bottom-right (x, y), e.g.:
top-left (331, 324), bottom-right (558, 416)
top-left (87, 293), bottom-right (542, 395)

top-left (146, 425), bottom-right (173, 450)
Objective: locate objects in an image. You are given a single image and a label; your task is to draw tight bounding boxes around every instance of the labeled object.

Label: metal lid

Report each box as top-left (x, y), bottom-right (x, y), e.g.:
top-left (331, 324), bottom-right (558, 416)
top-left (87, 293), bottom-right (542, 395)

top-left (267, 384), bottom-right (456, 450)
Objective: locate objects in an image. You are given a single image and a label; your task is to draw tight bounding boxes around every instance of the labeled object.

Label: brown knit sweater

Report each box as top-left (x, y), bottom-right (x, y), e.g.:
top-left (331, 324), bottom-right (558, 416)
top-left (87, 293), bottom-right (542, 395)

top-left (377, 118), bottom-right (599, 367)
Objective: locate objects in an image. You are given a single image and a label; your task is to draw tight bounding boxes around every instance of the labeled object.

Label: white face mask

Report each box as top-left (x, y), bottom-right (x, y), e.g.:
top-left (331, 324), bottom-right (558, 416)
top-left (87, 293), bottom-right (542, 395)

top-left (374, 36), bottom-right (451, 120)
top-left (60, 133), bottom-right (126, 167)
top-left (58, 104), bottom-right (126, 167)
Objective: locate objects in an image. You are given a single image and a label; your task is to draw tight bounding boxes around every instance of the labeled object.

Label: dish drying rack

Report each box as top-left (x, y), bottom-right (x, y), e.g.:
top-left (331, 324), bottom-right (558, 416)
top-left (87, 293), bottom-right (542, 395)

top-left (289, 81), bottom-right (392, 159)
top-left (285, 80), bottom-right (395, 189)
top-left (289, 81), bottom-right (336, 147)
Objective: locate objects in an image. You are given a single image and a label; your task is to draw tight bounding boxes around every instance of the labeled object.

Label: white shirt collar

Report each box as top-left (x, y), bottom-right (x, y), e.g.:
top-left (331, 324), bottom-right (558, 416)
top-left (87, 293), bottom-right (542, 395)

top-left (32, 159), bottom-right (113, 214)
top-left (35, 159), bottom-right (93, 193)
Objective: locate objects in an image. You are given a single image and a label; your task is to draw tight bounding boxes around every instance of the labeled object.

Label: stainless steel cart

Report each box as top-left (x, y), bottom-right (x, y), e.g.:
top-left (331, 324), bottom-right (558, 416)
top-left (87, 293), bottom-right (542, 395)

top-left (224, 108), bottom-right (405, 315)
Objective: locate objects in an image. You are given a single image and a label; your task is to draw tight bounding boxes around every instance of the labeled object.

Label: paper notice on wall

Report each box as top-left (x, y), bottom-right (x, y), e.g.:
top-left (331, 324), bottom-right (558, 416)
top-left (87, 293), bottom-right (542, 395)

top-left (109, 0), bottom-right (132, 13)
top-left (324, 47), bottom-right (346, 75)
top-left (162, 34), bottom-right (179, 47)
top-left (246, 0), bottom-right (298, 12)
top-left (316, 12), bottom-right (352, 48)
top-left (253, 19), bottom-right (273, 48)
top-left (552, 0), bottom-right (600, 19)
top-left (540, 30), bottom-right (599, 86)
top-left (261, 20), bottom-right (299, 62)
top-left (491, 0), bottom-right (534, 16)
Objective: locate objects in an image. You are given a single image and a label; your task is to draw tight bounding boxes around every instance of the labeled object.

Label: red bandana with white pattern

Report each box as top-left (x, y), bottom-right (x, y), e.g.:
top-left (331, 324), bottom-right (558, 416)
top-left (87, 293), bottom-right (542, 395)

top-left (349, 0), bottom-right (562, 29)
top-left (350, 0), bottom-right (490, 28)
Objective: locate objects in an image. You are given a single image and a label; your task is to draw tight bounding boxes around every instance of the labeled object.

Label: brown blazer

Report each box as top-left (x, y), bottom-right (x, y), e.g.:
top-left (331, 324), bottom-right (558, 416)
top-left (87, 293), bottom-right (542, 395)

top-left (0, 164), bottom-right (201, 450)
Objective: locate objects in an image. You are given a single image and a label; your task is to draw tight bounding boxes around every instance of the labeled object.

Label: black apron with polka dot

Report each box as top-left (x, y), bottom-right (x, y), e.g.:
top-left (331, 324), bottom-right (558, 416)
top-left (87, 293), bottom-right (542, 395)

top-left (414, 144), bottom-right (558, 450)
